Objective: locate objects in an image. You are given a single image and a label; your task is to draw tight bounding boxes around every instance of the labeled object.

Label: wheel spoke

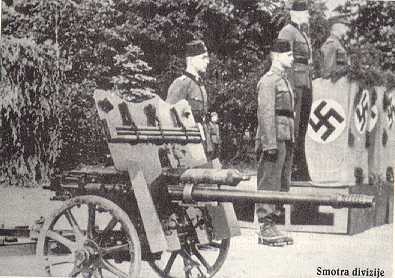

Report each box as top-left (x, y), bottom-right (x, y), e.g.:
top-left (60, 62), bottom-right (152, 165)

top-left (208, 242), bottom-right (221, 249)
top-left (192, 247), bottom-right (212, 273)
top-left (64, 209), bottom-right (84, 242)
top-left (87, 204), bottom-right (96, 239)
top-left (101, 259), bottom-right (128, 278)
top-left (101, 243), bottom-right (129, 255)
top-left (164, 252), bottom-right (178, 274)
top-left (101, 217), bottom-right (118, 236)
top-left (46, 230), bottom-right (78, 252)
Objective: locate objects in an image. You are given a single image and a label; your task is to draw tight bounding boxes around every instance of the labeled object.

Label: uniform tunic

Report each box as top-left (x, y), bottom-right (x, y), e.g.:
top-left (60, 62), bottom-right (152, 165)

top-left (166, 72), bottom-right (208, 123)
top-left (255, 67), bottom-right (295, 217)
top-left (320, 34), bottom-right (348, 79)
top-left (278, 21), bottom-right (313, 180)
top-left (278, 22), bottom-right (312, 90)
top-left (166, 71), bottom-right (214, 155)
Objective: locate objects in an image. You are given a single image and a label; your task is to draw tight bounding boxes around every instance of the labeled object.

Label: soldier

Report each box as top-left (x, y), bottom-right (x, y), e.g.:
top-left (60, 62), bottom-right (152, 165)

top-left (255, 39), bottom-right (295, 246)
top-left (207, 111), bottom-right (221, 160)
top-left (278, 0), bottom-right (312, 181)
top-left (166, 40), bottom-right (214, 156)
top-left (166, 40), bottom-right (209, 124)
top-left (320, 15), bottom-right (350, 81)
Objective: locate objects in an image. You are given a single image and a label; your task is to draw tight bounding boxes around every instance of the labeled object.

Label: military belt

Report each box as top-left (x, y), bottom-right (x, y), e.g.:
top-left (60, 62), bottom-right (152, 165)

top-left (275, 109), bottom-right (294, 118)
top-left (294, 58), bottom-right (309, 65)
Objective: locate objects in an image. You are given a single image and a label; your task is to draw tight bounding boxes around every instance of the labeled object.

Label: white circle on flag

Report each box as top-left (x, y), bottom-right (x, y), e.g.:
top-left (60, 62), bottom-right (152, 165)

top-left (368, 105), bottom-right (378, 132)
top-left (308, 99), bottom-right (346, 144)
top-left (354, 89), bottom-right (370, 134)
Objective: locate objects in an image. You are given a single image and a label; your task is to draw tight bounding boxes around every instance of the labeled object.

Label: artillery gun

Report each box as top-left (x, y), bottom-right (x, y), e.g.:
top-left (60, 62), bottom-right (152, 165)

top-left (37, 90), bottom-right (374, 278)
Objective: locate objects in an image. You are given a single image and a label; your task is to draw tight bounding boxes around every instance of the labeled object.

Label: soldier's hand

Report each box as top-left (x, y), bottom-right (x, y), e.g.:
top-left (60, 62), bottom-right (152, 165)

top-left (264, 149), bottom-right (278, 162)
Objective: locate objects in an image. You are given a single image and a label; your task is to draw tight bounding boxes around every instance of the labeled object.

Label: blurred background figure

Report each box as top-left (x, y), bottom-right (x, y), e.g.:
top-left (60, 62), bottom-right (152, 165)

top-left (207, 111), bottom-right (221, 161)
top-left (320, 15), bottom-right (350, 81)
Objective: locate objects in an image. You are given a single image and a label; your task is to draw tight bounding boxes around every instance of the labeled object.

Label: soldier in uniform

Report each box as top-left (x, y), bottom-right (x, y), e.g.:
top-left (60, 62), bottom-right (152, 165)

top-left (255, 39), bottom-right (295, 246)
top-left (166, 40), bottom-right (215, 158)
top-left (278, 0), bottom-right (312, 181)
top-left (320, 15), bottom-right (350, 81)
top-left (166, 40), bottom-right (209, 123)
top-left (207, 111), bottom-right (221, 160)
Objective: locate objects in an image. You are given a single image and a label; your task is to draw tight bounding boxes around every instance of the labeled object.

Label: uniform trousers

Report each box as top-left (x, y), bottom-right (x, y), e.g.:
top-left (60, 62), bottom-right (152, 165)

top-left (256, 140), bottom-right (293, 219)
top-left (293, 86), bottom-right (312, 181)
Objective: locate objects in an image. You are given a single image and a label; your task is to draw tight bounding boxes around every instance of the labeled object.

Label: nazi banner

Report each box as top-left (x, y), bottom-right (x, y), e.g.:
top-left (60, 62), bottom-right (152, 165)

top-left (386, 92), bottom-right (395, 129)
top-left (354, 89), bottom-right (370, 134)
top-left (308, 99), bottom-right (346, 144)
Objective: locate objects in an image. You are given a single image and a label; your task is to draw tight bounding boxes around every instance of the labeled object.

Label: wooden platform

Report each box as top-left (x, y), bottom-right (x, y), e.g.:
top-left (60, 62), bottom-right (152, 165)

top-left (235, 180), bottom-right (392, 235)
top-left (282, 182), bottom-right (391, 234)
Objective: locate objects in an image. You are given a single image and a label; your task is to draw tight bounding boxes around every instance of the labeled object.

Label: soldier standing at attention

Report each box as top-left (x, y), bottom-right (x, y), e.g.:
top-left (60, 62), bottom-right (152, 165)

top-left (166, 40), bottom-right (214, 156)
top-left (320, 15), bottom-right (350, 81)
top-left (166, 40), bottom-right (209, 124)
top-left (255, 39), bottom-right (295, 246)
top-left (278, 0), bottom-right (312, 181)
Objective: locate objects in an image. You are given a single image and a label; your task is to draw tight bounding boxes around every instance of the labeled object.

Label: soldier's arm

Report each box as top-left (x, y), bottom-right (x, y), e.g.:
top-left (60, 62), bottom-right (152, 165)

top-left (257, 77), bottom-right (277, 152)
top-left (166, 78), bottom-right (190, 104)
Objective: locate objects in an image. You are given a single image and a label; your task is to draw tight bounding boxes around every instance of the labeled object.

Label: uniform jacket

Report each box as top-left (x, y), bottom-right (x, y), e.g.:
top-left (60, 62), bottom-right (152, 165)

top-left (166, 72), bottom-right (208, 123)
top-left (278, 22), bottom-right (312, 89)
top-left (320, 34), bottom-right (348, 79)
top-left (255, 67), bottom-right (295, 152)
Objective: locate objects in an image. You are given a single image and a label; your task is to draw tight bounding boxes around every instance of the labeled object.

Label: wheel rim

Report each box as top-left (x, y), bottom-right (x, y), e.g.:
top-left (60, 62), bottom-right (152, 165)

top-left (148, 238), bottom-right (230, 278)
top-left (36, 195), bottom-right (141, 278)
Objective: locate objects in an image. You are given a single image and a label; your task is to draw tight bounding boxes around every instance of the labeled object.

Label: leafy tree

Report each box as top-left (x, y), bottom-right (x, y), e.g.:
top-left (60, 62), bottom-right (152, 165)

top-left (0, 35), bottom-right (65, 185)
top-left (1, 0), bottom-right (155, 185)
top-left (5, 0), bottom-right (392, 184)
top-left (336, 0), bottom-right (395, 88)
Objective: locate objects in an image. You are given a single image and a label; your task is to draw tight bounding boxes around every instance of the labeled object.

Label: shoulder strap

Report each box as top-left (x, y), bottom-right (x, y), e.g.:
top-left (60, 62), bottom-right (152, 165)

top-left (183, 71), bottom-right (202, 86)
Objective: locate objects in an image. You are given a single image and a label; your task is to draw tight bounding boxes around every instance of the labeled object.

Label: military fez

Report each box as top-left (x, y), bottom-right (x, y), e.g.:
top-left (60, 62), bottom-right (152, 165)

top-left (328, 15), bottom-right (350, 26)
top-left (186, 40), bottom-right (208, 57)
top-left (271, 39), bottom-right (291, 53)
top-left (291, 0), bottom-right (308, 11)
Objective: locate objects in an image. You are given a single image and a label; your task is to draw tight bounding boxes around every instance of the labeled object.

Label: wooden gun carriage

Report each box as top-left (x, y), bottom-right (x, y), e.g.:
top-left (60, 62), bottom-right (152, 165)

top-left (37, 90), bottom-right (374, 278)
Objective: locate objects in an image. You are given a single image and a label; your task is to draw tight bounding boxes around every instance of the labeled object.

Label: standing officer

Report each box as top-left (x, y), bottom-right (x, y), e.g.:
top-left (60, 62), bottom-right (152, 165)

top-left (278, 0), bottom-right (312, 181)
top-left (255, 39), bottom-right (295, 246)
top-left (320, 15), bottom-right (350, 81)
top-left (166, 40), bottom-right (214, 156)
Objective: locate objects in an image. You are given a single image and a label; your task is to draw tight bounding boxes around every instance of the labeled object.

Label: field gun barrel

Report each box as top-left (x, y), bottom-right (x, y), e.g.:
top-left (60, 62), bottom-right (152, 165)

top-left (167, 185), bottom-right (375, 209)
top-left (111, 126), bottom-right (202, 144)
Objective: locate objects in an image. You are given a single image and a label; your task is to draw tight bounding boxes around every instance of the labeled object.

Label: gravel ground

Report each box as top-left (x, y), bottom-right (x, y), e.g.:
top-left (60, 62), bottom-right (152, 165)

top-left (0, 225), bottom-right (392, 278)
top-left (0, 185), bottom-right (393, 278)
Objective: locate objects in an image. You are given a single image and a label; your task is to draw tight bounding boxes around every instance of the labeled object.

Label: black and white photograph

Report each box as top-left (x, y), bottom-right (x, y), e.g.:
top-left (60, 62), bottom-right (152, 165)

top-left (0, 0), bottom-right (394, 277)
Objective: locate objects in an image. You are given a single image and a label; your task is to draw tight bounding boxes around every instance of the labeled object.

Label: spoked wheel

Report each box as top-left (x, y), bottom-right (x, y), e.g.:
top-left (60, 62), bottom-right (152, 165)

top-left (36, 195), bottom-right (141, 278)
top-left (148, 238), bottom-right (230, 278)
